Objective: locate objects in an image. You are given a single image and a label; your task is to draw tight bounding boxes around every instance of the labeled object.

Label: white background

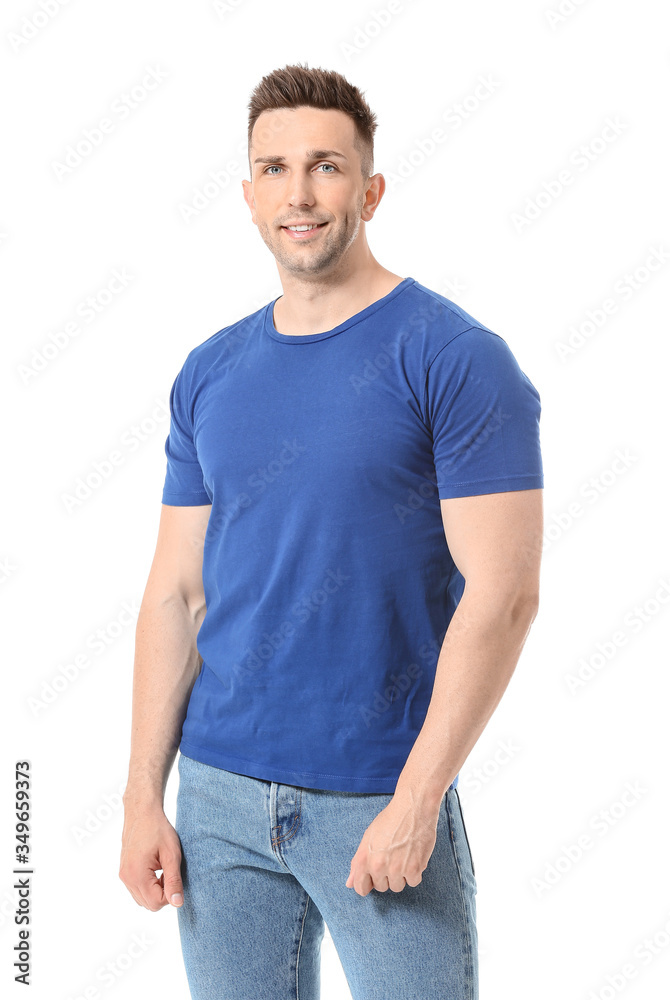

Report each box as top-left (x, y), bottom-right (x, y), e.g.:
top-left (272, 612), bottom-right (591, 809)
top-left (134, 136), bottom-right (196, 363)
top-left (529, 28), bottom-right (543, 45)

top-left (2, 1), bottom-right (669, 998)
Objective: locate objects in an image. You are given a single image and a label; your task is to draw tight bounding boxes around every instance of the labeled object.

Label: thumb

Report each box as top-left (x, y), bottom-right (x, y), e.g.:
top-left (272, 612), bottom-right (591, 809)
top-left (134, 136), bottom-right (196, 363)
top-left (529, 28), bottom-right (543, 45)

top-left (161, 855), bottom-right (184, 907)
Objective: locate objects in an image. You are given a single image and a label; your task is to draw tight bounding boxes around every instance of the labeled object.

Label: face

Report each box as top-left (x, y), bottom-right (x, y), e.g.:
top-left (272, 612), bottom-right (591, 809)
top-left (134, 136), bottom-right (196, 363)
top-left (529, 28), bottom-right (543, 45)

top-left (242, 106), bottom-right (384, 278)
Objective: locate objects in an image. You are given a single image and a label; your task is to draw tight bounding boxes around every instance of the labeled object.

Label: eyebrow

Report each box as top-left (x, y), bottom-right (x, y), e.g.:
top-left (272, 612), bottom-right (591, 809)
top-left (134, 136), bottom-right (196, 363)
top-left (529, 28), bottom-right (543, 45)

top-left (253, 149), bottom-right (348, 166)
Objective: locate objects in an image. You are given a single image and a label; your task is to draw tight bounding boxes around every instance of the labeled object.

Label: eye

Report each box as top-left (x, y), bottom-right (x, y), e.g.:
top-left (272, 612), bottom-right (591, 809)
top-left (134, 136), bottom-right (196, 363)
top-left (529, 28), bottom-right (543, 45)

top-left (262, 162), bottom-right (337, 175)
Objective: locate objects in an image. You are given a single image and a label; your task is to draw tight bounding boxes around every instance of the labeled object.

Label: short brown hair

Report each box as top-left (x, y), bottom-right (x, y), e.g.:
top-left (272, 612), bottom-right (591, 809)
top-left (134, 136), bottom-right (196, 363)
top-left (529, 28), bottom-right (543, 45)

top-left (247, 63), bottom-right (378, 180)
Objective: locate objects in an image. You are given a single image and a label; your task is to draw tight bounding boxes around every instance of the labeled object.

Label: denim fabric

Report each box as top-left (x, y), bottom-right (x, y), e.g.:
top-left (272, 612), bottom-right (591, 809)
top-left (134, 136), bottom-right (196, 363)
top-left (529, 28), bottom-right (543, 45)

top-left (175, 752), bottom-right (478, 999)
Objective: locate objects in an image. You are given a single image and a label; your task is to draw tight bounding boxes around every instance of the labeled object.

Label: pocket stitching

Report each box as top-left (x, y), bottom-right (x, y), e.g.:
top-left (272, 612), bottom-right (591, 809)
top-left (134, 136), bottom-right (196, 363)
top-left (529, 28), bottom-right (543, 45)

top-left (454, 788), bottom-right (476, 878)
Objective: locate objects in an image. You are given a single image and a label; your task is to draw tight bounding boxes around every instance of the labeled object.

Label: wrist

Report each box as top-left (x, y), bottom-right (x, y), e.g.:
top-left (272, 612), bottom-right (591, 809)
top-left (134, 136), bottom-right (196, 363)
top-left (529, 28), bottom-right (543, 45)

top-left (122, 783), bottom-right (165, 812)
top-left (393, 774), bottom-right (446, 816)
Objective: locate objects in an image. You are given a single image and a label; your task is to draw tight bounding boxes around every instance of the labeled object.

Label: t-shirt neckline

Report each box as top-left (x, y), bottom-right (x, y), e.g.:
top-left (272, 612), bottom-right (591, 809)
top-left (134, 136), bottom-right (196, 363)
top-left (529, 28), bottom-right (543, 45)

top-left (264, 277), bottom-right (415, 344)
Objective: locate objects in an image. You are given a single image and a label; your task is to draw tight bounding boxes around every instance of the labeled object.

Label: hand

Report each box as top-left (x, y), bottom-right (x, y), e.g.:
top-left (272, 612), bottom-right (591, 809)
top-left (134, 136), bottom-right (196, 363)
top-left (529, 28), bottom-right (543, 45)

top-left (345, 793), bottom-right (441, 897)
top-left (119, 804), bottom-right (184, 911)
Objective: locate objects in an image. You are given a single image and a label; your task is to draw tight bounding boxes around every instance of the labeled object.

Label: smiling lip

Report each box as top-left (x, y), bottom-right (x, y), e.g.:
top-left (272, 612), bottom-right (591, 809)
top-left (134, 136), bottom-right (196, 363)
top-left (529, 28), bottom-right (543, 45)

top-left (281, 223), bottom-right (328, 240)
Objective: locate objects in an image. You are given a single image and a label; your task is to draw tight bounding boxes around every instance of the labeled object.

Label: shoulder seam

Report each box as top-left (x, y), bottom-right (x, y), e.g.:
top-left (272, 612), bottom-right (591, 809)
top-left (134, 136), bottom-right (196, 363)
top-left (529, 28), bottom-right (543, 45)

top-left (422, 324), bottom-right (512, 423)
top-left (182, 304), bottom-right (267, 415)
top-left (422, 325), bottom-right (483, 423)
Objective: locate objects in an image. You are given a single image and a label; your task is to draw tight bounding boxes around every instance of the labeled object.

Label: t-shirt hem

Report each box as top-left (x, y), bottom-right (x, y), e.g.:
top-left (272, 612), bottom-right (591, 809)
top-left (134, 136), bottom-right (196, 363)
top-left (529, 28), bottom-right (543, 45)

top-left (179, 739), bottom-right (459, 793)
top-left (162, 490), bottom-right (212, 506)
top-left (437, 473), bottom-right (544, 499)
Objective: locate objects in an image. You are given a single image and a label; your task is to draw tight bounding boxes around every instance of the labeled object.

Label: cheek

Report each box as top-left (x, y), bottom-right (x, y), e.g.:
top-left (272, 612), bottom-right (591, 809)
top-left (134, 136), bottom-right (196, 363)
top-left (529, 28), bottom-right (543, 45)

top-left (337, 202), bottom-right (361, 225)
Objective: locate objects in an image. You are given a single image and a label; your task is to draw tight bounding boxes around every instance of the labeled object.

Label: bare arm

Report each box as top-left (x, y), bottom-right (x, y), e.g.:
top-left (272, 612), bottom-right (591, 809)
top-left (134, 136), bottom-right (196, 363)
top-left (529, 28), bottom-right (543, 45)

top-left (346, 488), bottom-right (543, 895)
top-left (394, 487), bottom-right (544, 810)
top-left (119, 502), bottom-right (211, 911)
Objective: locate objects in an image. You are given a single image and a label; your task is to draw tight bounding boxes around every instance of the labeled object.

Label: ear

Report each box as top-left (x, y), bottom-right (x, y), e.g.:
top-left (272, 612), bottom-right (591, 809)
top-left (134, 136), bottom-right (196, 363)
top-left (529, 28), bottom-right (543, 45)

top-left (241, 179), bottom-right (256, 222)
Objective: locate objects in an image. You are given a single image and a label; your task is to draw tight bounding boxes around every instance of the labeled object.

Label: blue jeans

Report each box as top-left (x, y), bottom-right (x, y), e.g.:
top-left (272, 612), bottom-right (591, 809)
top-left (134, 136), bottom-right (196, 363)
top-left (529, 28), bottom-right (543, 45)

top-left (175, 752), bottom-right (478, 999)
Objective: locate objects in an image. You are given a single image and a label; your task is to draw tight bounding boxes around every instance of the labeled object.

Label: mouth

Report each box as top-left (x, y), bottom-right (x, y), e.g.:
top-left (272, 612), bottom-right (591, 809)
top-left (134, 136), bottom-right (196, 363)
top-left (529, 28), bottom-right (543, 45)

top-left (281, 222), bottom-right (328, 240)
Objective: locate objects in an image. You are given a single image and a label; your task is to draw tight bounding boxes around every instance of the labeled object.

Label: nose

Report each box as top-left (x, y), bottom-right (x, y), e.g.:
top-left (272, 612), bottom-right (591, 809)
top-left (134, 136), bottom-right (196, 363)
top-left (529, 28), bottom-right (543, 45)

top-left (285, 171), bottom-right (317, 210)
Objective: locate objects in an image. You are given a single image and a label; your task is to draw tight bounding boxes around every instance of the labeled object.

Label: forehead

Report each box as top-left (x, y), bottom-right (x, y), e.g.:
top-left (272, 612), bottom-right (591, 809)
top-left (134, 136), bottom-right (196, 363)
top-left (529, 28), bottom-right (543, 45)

top-left (251, 106), bottom-right (356, 153)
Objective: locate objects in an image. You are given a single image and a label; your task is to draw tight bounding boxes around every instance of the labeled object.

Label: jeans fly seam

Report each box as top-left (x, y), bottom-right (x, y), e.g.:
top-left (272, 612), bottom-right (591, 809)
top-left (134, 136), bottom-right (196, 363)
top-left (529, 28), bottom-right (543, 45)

top-left (271, 789), bottom-right (303, 845)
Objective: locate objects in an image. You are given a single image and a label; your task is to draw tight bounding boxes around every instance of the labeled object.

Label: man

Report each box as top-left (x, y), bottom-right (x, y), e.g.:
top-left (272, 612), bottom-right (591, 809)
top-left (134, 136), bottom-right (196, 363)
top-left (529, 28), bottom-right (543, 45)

top-left (120, 62), bottom-right (544, 1000)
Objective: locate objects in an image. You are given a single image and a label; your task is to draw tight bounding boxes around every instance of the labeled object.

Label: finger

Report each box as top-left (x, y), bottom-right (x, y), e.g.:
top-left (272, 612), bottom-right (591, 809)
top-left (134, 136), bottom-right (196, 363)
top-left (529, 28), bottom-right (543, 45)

top-left (134, 868), bottom-right (169, 911)
top-left (354, 872), bottom-right (374, 897)
top-left (120, 869), bottom-right (159, 910)
top-left (404, 870), bottom-right (423, 888)
top-left (370, 873), bottom-right (390, 893)
top-left (125, 884), bottom-right (147, 909)
top-left (387, 874), bottom-right (408, 893)
top-left (346, 861), bottom-right (365, 895)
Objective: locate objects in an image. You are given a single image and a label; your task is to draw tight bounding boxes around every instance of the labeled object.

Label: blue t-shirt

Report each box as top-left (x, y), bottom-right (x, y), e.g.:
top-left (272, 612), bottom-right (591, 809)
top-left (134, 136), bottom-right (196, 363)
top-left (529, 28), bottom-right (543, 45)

top-left (162, 277), bottom-right (544, 793)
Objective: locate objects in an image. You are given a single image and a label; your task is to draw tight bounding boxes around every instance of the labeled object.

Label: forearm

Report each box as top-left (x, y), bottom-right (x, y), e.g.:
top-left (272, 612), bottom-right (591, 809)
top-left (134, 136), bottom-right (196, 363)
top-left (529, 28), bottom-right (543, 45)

top-left (394, 589), bottom-right (538, 810)
top-left (123, 595), bottom-right (203, 810)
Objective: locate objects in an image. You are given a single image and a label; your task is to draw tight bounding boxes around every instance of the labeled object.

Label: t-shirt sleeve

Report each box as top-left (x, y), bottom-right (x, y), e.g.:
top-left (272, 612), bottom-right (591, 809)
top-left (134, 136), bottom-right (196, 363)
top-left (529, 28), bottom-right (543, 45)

top-left (424, 326), bottom-right (544, 500)
top-left (161, 362), bottom-right (212, 506)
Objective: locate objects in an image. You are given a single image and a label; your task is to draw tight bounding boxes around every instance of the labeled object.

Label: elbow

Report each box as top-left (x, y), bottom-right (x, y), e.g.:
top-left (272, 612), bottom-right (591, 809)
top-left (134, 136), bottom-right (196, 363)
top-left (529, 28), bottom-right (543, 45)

top-left (142, 589), bottom-right (206, 628)
top-left (458, 584), bottom-right (539, 634)
top-left (510, 589), bottom-right (540, 628)
top-left (187, 596), bottom-right (207, 630)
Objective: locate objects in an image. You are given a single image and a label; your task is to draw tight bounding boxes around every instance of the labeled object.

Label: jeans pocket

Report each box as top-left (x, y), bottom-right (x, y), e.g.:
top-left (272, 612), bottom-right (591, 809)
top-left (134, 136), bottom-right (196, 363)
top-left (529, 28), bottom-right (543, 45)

top-left (454, 788), bottom-right (476, 878)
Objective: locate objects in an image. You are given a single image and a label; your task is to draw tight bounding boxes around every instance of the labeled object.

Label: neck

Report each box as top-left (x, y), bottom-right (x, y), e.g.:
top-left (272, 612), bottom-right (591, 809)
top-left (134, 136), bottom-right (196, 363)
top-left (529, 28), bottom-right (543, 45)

top-left (272, 262), bottom-right (405, 337)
